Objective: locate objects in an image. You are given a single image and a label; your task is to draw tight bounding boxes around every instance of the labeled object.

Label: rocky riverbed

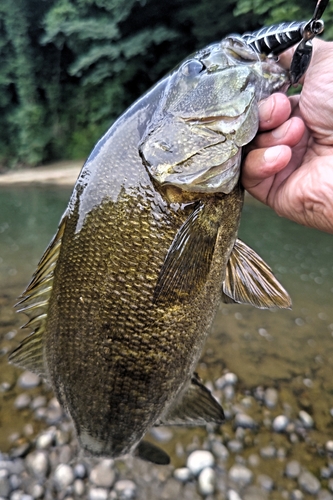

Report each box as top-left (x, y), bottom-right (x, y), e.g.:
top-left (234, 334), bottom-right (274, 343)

top-left (1, 364), bottom-right (333, 500)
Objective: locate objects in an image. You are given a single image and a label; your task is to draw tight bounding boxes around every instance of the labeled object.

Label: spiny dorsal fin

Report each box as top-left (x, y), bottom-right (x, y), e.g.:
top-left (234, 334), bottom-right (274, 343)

top-left (154, 202), bottom-right (220, 303)
top-left (9, 217), bottom-right (67, 376)
top-left (156, 373), bottom-right (224, 426)
top-left (222, 238), bottom-right (292, 309)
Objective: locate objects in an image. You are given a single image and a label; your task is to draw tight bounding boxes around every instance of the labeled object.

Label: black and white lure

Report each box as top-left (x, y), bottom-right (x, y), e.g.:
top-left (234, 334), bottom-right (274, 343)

top-left (242, 0), bottom-right (329, 84)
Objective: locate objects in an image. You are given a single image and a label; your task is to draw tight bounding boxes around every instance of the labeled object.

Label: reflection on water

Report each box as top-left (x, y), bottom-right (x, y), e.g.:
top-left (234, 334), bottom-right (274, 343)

top-left (0, 186), bottom-right (71, 292)
top-left (0, 186), bottom-right (333, 482)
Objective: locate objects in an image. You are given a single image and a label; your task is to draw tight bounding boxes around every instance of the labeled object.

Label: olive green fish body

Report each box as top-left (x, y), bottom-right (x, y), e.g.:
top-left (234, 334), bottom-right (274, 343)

top-left (10, 35), bottom-right (292, 464)
top-left (46, 115), bottom-right (243, 455)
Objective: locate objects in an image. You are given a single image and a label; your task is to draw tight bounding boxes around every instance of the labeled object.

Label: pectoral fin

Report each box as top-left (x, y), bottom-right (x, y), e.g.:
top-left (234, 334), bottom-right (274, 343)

top-left (156, 374), bottom-right (224, 426)
top-left (222, 239), bottom-right (292, 309)
top-left (136, 441), bottom-right (170, 465)
top-left (154, 202), bottom-right (220, 303)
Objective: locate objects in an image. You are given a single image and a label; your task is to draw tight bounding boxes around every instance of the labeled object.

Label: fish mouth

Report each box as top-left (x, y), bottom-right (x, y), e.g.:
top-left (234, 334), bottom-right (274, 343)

top-left (155, 149), bottom-right (241, 194)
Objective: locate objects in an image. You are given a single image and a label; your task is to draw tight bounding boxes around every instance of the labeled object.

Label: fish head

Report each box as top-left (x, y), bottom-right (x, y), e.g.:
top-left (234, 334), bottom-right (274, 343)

top-left (139, 36), bottom-right (288, 196)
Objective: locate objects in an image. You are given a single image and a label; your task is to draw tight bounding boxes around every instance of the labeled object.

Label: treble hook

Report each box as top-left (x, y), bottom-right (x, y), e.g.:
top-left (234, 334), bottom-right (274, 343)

top-left (290, 0), bottom-right (329, 84)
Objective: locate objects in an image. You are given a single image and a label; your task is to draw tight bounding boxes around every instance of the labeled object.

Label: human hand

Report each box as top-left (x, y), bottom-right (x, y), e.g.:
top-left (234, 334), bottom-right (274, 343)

top-left (242, 39), bottom-right (333, 234)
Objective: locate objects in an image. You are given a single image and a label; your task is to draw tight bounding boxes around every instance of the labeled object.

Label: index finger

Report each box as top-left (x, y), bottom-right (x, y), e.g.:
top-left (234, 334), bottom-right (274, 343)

top-left (258, 93), bottom-right (291, 131)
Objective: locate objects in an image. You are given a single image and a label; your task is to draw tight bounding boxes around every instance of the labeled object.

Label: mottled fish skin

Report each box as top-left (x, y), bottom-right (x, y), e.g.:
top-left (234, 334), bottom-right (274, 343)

top-left (47, 155), bottom-right (243, 456)
top-left (10, 36), bottom-right (293, 463)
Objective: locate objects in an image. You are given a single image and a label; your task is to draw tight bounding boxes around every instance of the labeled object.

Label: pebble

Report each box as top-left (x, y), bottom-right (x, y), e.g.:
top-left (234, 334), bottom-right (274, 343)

top-left (74, 479), bottom-right (85, 496)
top-left (328, 479), bottom-right (333, 492)
top-left (14, 394), bottom-right (31, 410)
top-left (211, 441), bottom-right (229, 460)
top-left (174, 467), bottom-right (192, 482)
top-left (272, 415), bottom-right (289, 432)
top-left (0, 470), bottom-right (11, 498)
top-left (248, 454), bottom-right (260, 467)
top-left (74, 463), bottom-right (87, 479)
top-left (242, 485), bottom-right (268, 500)
top-left (30, 396), bottom-right (47, 411)
top-left (89, 459), bottom-right (115, 488)
top-left (17, 372), bottom-right (40, 389)
top-left (150, 427), bottom-right (173, 442)
top-left (45, 407), bottom-right (63, 425)
top-left (187, 450), bottom-right (215, 476)
top-left (53, 464), bottom-right (75, 490)
top-left (33, 408), bottom-right (47, 421)
top-left (264, 388), bottom-right (278, 408)
top-left (215, 373), bottom-right (238, 389)
top-left (321, 467), bottom-right (331, 479)
top-left (298, 410), bottom-right (314, 428)
top-left (88, 488), bottom-right (108, 500)
top-left (227, 440), bottom-right (243, 453)
top-left (36, 430), bottom-right (55, 449)
top-left (234, 413), bottom-right (257, 429)
top-left (11, 494), bottom-right (34, 500)
top-left (285, 460), bottom-right (301, 478)
top-left (298, 471), bottom-right (321, 495)
top-left (290, 490), bottom-right (304, 500)
top-left (198, 467), bottom-right (215, 496)
top-left (58, 444), bottom-right (72, 464)
top-left (254, 386), bottom-right (265, 402)
top-left (10, 443), bottom-right (31, 459)
top-left (228, 464), bottom-right (253, 487)
top-left (260, 445), bottom-right (276, 459)
top-left (257, 473), bottom-right (274, 491)
top-left (26, 451), bottom-right (49, 479)
top-left (55, 429), bottom-right (70, 446)
top-left (326, 441), bottom-right (333, 453)
top-left (223, 385), bottom-right (235, 401)
top-left (28, 483), bottom-right (44, 499)
top-left (9, 474), bottom-right (21, 491)
top-left (114, 480), bottom-right (137, 499)
top-left (318, 490), bottom-right (333, 500)
top-left (227, 490), bottom-right (242, 500)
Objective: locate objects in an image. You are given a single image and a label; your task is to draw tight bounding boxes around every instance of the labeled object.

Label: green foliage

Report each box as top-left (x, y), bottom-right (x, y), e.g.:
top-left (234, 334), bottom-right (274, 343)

top-left (235, 0), bottom-right (333, 39)
top-left (0, 0), bottom-right (331, 168)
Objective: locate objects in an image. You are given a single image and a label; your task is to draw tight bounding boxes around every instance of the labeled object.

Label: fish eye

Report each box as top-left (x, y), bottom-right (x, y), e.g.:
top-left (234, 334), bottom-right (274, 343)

top-left (181, 60), bottom-right (205, 77)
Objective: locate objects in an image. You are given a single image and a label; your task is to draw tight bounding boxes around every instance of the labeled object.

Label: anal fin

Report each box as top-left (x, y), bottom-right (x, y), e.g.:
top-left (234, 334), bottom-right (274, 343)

top-left (222, 239), bottom-right (292, 309)
top-left (156, 374), bottom-right (224, 427)
top-left (8, 330), bottom-right (45, 377)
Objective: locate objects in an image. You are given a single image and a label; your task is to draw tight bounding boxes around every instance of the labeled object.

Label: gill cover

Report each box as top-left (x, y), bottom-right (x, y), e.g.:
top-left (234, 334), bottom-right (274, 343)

top-left (139, 38), bottom-right (274, 195)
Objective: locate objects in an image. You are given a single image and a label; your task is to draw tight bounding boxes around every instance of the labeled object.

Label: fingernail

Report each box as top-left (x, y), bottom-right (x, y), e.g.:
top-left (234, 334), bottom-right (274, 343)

top-left (272, 121), bottom-right (290, 140)
top-left (258, 97), bottom-right (274, 123)
top-left (264, 146), bottom-right (282, 164)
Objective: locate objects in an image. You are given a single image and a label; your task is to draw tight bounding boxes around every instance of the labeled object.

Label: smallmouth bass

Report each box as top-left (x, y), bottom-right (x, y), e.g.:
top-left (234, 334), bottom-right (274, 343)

top-left (10, 36), bottom-right (293, 465)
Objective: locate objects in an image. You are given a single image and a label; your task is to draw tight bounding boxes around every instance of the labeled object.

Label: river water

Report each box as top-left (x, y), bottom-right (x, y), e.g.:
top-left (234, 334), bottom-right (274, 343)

top-left (0, 185), bottom-right (333, 498)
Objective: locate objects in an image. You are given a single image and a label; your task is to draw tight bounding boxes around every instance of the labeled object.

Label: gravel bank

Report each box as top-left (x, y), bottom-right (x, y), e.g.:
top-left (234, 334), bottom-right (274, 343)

top-left (1, 369), bottom-right (333, 500)
top-left (0, 162), bottom-right (82, 187)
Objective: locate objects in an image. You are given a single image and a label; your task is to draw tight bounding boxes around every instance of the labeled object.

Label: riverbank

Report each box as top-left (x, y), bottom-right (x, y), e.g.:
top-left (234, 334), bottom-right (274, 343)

top-left (0, 161), bottom-right (82, 187)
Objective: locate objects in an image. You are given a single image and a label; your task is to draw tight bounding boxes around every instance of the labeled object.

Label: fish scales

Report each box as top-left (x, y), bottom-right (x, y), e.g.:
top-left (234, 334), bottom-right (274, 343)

top-left (46, 184), bottom-right (242, 455)
top-left (10, 33), bottom-right (295, 463)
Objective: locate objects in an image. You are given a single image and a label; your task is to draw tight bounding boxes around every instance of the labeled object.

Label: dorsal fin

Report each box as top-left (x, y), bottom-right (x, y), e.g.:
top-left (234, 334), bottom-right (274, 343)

top-left (8, 217), bottom-right (67, 376)
top-left (222, 238), bottom-right (292, 309)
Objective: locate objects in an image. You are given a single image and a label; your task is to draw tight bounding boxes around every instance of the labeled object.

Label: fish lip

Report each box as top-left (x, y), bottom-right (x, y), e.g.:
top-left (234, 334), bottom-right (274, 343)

top-left (156, 152), bottom-right (241, 194)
